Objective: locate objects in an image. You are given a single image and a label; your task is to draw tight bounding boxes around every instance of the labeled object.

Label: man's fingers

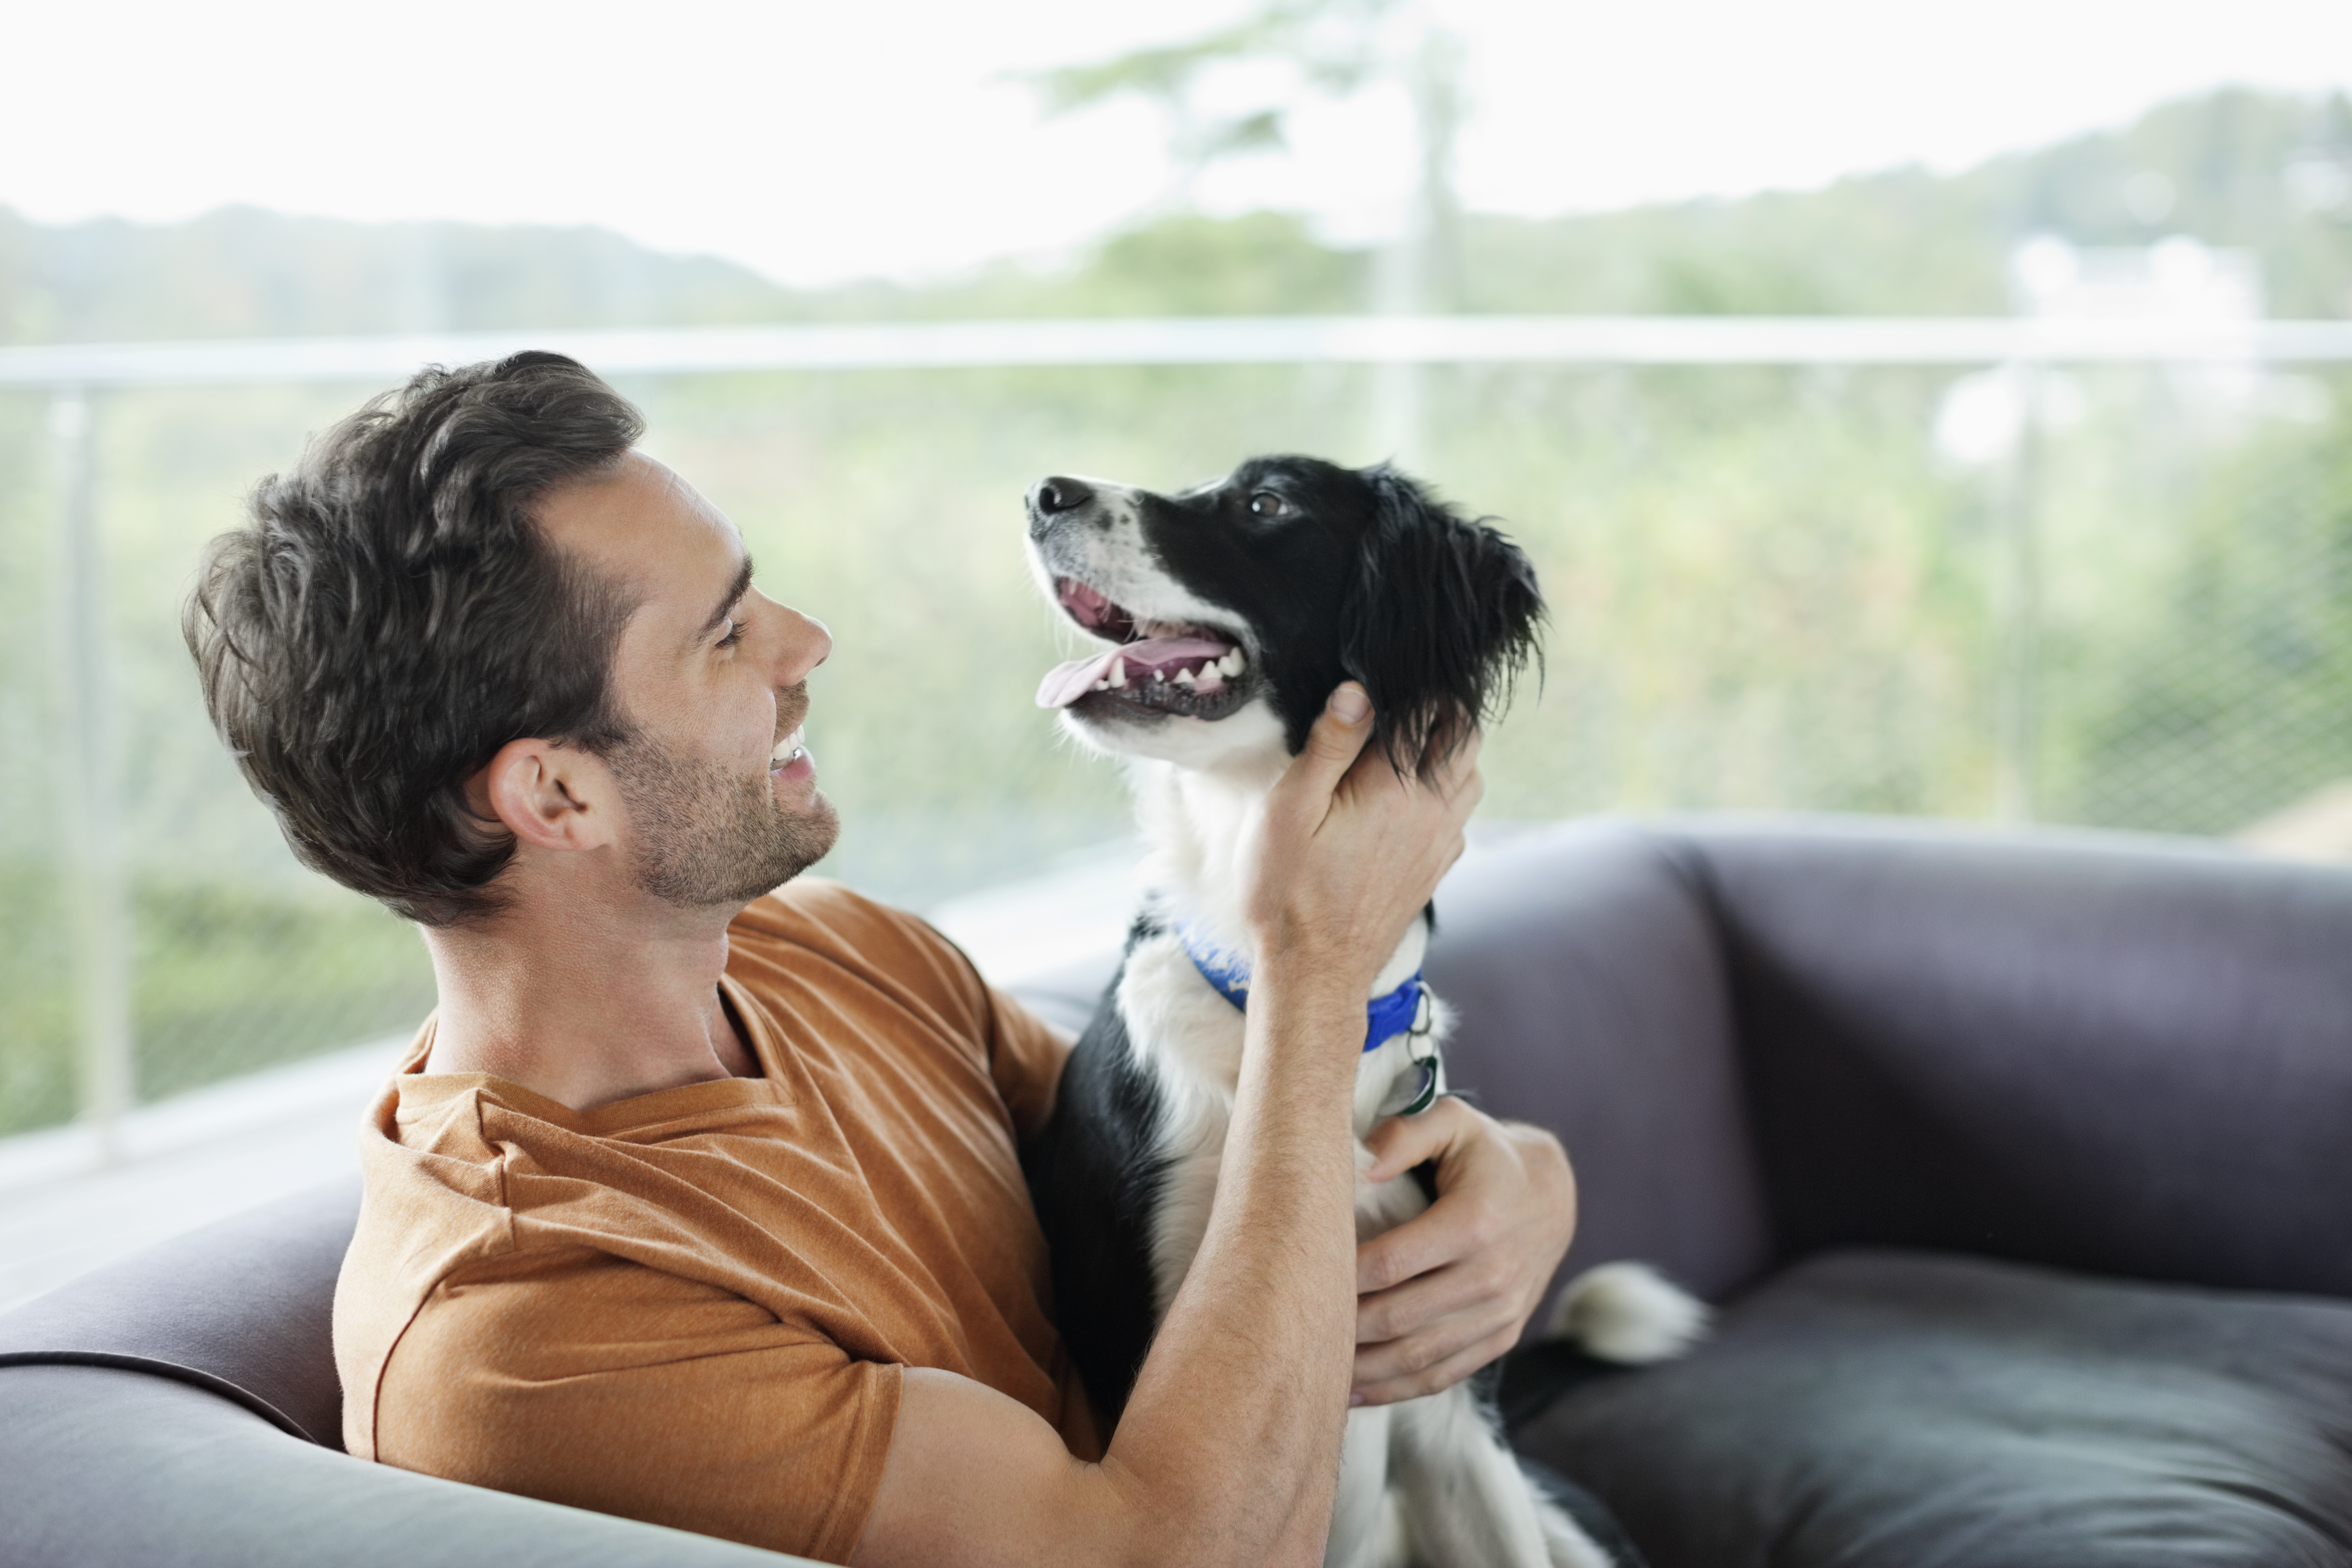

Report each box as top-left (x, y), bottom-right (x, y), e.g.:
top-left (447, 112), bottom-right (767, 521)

top-left (1356, 1251), bottom-right (1502, 1346)
top-left (1284, 683), bottom-right (1375, 802)
top-left (1352, 1326), bottom-right (1521, 1408)
top-left (1356, 1195), bottom-right (1481, 1296)
top-left (1355, 1285), bottom-right (1516, 1381)
top-left (1359, 1098), bottom-right (1472, 1185)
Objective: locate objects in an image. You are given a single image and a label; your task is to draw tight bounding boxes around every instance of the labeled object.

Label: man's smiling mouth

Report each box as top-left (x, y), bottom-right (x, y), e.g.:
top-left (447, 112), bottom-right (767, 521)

top-left (770, 728), bottom-right (807, 769)
top-left (1035, 577), bottom-right (1255, 720)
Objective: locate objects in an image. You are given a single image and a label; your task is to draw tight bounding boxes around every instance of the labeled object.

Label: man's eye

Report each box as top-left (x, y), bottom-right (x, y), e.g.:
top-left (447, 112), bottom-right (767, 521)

top-left (716, 617), bottom-right (746, 649)
top-left (1249, 492), bottom-right (1289, 519)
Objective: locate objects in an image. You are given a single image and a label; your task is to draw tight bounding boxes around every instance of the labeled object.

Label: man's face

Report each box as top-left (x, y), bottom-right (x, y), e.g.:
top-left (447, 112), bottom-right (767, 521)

top-left (538, 451), bottom-right (838, 910)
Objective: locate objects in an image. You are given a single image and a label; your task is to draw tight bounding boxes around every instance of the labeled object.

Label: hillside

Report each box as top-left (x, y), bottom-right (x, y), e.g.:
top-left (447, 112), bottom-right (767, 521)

top-left (1, 86), bottom-right (2346, 348)
top-left (1461, 87), bottom-right (2352, 317)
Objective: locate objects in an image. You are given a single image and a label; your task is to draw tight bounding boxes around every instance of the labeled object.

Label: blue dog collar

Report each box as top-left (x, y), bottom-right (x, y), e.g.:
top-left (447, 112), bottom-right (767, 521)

top-left (1181, 926), bottom-right (1426, 1053)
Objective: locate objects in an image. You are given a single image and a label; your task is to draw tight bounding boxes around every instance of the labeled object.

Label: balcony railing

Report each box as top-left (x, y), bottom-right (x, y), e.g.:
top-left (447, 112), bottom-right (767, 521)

top-left (6, 314), bottom-right (2349, 1158)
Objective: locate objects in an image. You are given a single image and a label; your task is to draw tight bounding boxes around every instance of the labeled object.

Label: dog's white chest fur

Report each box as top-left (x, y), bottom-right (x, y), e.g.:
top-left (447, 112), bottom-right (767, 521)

top-left (1116, 923), bottom-right (1445, 1320)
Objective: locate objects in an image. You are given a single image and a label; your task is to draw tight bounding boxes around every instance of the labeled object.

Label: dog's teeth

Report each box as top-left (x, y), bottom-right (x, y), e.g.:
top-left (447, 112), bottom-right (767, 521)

top-left (1108, 657), bottom-right (1127, 688)
top-left (1152, 669), bottom-right (1165, 682)
top-left (1174, 667), bottom-right (1196, 686)
top-left (1229, 649), bottom-right (1247, 671)
top-left (1219, 651), bottom-right (1244, 676)
top-left (1093, 680), bottom-right (1109, 691)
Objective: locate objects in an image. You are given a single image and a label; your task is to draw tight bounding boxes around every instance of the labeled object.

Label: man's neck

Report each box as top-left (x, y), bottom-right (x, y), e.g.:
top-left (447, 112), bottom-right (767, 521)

top-left (419, 893), bottom-right (757, 1112)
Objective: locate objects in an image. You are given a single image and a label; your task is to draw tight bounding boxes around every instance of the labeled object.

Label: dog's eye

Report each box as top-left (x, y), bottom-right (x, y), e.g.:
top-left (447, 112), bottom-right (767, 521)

top-left (1249, 492), bottom-right (1290, 520)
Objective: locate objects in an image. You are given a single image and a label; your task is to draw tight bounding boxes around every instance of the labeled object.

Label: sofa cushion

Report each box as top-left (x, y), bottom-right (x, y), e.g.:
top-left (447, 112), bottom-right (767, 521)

top-left (1516, 1250), bottom-right (2352, 1568)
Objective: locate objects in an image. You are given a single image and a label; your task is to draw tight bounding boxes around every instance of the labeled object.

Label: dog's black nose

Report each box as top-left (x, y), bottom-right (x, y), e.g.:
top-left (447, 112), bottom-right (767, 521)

top-left (1031, 476), bottom-right (1094, 515)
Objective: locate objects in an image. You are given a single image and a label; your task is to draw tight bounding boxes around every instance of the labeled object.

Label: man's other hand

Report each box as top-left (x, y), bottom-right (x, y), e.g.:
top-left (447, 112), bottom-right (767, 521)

top-left (1350, 1098), bottom-right (1576, 1406)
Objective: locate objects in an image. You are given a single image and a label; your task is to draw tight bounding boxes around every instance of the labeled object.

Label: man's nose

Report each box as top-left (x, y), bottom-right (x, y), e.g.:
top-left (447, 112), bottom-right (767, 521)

top-left (776, 607), bottom-right (831, 685)
top-left (1029, 476), bottom-right (1094, 518)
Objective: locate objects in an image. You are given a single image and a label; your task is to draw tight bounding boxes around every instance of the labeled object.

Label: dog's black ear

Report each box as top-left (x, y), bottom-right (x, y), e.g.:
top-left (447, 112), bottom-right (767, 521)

top-left (1339, 466), bottom-right (1544, 781)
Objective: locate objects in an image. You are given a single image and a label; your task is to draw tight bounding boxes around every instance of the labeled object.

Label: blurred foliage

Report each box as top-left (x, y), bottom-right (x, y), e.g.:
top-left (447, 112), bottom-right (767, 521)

top-left (1, 84), bottom-right (2349, 1134)
top-left (0, 859), bottom-right (434, 1138)
top-left (128, 878), bottom-right (434, 1104)
top-left (2046, 382), bottom-right (2352, 832)
top-left (9, 358), bottom-right (2344, 1135)
top-left (0, 860), bottom-right (73, 1135)
top-left (1438, 366), bottom-right (1993, 817)
top-left (1016, 0), bottom-right (1400, 180)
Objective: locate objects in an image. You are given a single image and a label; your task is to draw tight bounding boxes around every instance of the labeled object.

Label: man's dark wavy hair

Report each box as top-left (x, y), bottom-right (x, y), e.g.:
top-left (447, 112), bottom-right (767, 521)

top-left (185, 351), bottom-right (645, 927)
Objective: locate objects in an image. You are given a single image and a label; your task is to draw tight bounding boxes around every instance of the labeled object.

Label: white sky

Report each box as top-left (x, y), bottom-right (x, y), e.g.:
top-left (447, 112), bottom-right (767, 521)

top-left (2, 0), bottom-right (2347, 287)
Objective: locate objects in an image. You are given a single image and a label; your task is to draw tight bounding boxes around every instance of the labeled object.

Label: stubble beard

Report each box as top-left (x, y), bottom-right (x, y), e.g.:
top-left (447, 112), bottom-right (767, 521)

top-left (605, 732), bottom-right (840, 910)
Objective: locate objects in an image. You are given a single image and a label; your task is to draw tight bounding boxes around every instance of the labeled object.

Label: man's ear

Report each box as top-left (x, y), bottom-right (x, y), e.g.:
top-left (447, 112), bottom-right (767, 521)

top-left (1338, 467), bottom-right (1545, 781)
top-left (474, 738), bottom-right (621, 854)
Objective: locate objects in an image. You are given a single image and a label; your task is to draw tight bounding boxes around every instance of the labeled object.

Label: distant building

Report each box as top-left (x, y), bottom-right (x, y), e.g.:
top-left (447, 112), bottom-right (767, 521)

top-left (1935, 235), bottom-right (2289, 468)
top-left (2009, 234), bottom-right (2264, 323)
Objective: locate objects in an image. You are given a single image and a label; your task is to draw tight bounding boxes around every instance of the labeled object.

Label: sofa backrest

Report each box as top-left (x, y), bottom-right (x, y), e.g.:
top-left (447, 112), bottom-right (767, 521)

top-left (1427, 822), bottom-right (1778, 1304)
top-left (1677, 818), bottom-right (2352, 1299)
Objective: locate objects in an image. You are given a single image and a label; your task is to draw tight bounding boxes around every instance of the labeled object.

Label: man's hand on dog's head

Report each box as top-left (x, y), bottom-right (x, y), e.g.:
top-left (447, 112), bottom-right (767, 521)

top-left (1244, 681), bottom-right (1483, 1012)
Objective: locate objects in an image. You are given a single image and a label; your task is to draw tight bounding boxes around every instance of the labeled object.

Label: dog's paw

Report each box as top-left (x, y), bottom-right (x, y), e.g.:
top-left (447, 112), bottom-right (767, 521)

top-left (1546, 1261), bottom-right (1709, 1364)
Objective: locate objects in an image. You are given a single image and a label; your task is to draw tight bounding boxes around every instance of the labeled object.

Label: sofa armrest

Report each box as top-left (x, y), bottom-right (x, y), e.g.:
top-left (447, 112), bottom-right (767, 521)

top-left (0, 1179), bottom-right (361, 1445)
top-left (1679, 818), bottom-right (2352, 1298)
top-left (0, 1365), bottom-right (814, 1568)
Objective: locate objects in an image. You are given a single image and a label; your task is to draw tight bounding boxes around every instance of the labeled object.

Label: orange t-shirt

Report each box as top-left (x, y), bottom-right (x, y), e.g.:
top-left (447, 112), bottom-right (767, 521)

top-left (333, 879), bottom-right (1098, 1564)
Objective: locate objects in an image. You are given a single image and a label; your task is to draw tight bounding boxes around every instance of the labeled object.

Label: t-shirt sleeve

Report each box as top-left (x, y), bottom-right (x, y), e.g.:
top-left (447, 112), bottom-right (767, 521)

top-left (373, 1248), bottom-right (900, 1565)
top-left (982, 984), bottom-right (1075, 1142)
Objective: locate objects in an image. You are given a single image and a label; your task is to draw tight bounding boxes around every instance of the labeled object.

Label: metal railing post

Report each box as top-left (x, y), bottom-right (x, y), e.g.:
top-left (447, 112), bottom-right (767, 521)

top-left (48, 386), bottom-right (134, 1162)
top-left (1368, 15), bottom-right (1463, 468)
top-left (1992, 362), bottom-right (2045, 824)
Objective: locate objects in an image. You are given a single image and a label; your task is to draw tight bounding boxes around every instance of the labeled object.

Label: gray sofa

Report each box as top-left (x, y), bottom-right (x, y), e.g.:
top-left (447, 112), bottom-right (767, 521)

top-left (4, 818), bottom-right (2348, 1568)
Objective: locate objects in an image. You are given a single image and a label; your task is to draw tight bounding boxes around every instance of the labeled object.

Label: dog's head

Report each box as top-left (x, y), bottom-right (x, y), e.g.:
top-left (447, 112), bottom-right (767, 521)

top-left (1026, 455), bottom-right (1543, 778)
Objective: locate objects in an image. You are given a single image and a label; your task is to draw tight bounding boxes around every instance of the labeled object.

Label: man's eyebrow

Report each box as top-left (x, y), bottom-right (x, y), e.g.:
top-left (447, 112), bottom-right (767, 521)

top-left (695, 556), bottom-right (756, 643)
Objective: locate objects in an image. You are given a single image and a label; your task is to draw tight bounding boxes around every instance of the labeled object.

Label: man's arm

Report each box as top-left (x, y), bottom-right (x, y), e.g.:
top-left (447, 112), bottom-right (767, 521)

top-left (852, 685), bottom-right (1481, 1568)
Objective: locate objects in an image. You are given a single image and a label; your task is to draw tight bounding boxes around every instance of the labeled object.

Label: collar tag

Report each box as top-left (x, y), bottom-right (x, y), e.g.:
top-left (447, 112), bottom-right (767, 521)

top-left (1390, 1058), bottom-right (1441, 1117)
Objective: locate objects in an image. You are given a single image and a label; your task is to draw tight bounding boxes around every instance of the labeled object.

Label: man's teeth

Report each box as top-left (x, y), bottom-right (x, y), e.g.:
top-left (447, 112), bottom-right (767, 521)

top-left (770, 730), bottom-right (805, 764)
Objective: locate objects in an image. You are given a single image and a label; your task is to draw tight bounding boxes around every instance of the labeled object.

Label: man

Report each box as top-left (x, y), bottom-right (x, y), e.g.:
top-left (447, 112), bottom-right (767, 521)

top-left (185, 352), bottom-right (1577, 1567)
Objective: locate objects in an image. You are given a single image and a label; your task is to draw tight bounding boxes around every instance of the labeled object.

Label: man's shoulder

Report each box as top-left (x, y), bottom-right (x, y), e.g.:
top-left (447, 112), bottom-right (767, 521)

top-left (727, 877), bottom-right (987, 1017)
top-left (732, 875), bottom-right (919, 941)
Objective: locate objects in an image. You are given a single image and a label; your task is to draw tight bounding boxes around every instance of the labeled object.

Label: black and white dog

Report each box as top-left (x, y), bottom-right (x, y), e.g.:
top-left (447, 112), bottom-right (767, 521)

top-left (1019, 457), bottom-right (1703, 1568)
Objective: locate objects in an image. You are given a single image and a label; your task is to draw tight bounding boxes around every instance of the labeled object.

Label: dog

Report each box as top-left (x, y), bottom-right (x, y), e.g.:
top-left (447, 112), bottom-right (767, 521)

top-left (1018, 456), bottom-right (1705, 1568)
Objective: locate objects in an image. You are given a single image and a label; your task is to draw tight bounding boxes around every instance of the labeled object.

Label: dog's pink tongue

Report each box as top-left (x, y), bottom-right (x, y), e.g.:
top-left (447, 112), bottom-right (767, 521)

top-left (1035, 634), bottom-right (1236, 709)
top-left (1036, 651), bottom-right (1119, 709)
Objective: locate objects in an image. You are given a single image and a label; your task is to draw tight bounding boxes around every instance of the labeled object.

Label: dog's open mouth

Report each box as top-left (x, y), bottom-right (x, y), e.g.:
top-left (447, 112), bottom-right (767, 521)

top-left (1036, 578), bottom-right (1255, 721)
